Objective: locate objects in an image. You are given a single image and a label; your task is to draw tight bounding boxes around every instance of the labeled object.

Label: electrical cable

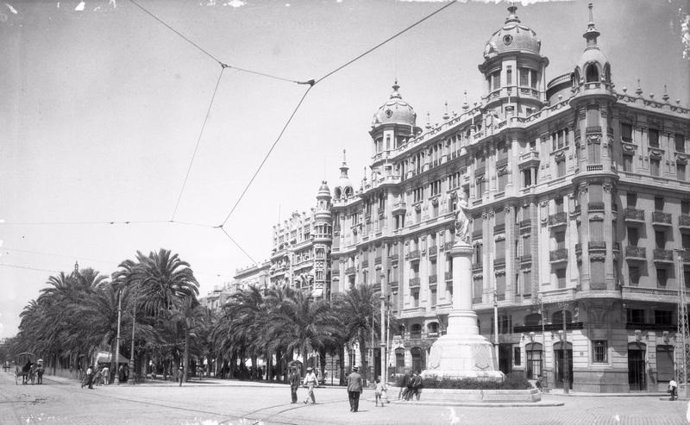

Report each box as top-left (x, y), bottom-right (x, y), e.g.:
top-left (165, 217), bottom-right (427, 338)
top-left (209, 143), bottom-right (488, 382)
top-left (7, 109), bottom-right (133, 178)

top-left (128, 0), bottom-right (306, 85)
top-left (219, 85), bottom-right (313, 227)
top-left (315, 0), bottom-right (457, 85)
top-left (171, 66), bottom-right (226, 221)
top-left (0, 263), bottom-right (63, 274)
top-left (218, 227), bottom-right (257, 265)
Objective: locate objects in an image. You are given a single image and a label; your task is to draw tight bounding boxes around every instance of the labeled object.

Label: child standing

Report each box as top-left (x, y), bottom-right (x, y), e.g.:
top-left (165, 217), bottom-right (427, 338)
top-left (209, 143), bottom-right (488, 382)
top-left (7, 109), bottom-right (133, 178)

top-left (374, 378), bottom-right (387, 407)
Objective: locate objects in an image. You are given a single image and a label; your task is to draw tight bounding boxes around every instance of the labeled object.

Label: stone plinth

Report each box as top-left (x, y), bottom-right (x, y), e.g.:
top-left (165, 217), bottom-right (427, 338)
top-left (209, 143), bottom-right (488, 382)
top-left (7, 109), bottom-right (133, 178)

top-left (422, 242), bottom-right (503, 382)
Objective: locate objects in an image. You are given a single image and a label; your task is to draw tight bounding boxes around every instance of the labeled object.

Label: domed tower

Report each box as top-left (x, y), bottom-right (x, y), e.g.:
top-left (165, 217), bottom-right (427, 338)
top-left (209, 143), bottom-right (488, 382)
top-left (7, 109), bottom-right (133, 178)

top-left (333, 150), bottom-right (355, 201)
top-left (312, 180), bottom-right (332, 299)
top-left (478, 5), bottom-right (549, 117)
top-left (571, 3), bottom-right (614, 99)
top-left (369, 81), bottom-right (421, 171)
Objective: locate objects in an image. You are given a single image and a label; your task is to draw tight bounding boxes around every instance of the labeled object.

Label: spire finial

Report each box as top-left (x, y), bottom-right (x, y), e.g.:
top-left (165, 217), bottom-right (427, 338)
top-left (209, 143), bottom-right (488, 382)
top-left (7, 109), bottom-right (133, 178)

top-left (663, 85), bottom-right (670, 102)
top-left (583, 2), bottom-right (600, 47)
top-left (74, 261), bottom-right (79, 274)
top-left (588, 2), bottom-right (594, 24)
top-left (462, 90), bottom-right (469, 110)
top-left (443, 101), bottom-right (450, 120)
top-left (343, 149), bottom-right (347, 163)
top-left (635, 79), bottom-right (643, 96)
top-left (506, 2), bottom-right (519, 23)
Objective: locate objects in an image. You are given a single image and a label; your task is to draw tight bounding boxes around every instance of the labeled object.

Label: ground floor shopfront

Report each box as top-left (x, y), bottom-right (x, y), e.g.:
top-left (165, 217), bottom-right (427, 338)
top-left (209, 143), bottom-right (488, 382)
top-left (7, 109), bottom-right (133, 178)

top-left (385, 300), bottom-right (683, 393)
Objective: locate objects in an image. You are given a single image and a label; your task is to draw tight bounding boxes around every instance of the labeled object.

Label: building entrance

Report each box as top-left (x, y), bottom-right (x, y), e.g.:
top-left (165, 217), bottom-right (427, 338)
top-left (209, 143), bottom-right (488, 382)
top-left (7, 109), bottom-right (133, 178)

top-left (554, 341), bottom-right (573, 390)
top-left (628, 342), bottom-right (646, 391)
top-left (499, 343), bottom-right (513, 374)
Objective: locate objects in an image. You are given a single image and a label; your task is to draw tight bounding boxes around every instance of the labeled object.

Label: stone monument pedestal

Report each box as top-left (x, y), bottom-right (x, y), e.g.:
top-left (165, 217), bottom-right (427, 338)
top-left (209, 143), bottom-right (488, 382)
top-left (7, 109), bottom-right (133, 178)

top-left (422, 243), bottom-right (503, 381)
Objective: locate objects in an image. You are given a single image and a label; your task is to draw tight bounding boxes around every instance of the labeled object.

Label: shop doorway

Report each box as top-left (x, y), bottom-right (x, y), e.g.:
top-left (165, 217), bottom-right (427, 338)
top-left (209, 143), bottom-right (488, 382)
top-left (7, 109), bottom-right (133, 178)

top-left (554, 341), bottom-right (573, 390)
top-left (627, 342), bottom-right (646, 391)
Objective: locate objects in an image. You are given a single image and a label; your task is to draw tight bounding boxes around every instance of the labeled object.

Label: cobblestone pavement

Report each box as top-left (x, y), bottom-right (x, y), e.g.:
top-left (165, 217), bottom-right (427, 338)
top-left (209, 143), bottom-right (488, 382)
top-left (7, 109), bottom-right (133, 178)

top-left (1, 371), bottom-right (689, 425)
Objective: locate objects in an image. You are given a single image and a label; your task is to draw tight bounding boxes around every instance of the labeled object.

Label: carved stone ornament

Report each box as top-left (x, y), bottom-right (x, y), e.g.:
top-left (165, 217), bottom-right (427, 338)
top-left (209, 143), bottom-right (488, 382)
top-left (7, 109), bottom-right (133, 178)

top-left (622, 144), bottom-right (636, 154)
top-left (649, 149), bottom-right (663, 160)
top-left (579, 182), bottom-right (589, 193)
top-left (676, 154), bottom-right (688, 165)
top-left (555, 151), bottom-right (565, 162)
top-left (587, 134), bottom-right (601, 145)
top-left (602, 182), bottom-right (613, 192)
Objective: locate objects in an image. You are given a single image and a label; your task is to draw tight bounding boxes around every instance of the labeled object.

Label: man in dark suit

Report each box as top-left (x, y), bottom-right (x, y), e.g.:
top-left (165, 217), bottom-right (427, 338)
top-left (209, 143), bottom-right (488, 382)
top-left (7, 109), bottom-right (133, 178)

top-left (346, 366), bottom-right (363, 412)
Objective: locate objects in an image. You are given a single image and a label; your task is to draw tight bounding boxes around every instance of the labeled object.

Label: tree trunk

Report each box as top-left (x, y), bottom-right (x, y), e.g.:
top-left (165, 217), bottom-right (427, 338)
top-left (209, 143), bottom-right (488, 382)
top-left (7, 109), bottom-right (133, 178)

top-left (338, 344), bottom-right (346, 386)
top-left (359, 335), bottom-right (368, 387)
top-left (183, 323), bottom-right (190, 383)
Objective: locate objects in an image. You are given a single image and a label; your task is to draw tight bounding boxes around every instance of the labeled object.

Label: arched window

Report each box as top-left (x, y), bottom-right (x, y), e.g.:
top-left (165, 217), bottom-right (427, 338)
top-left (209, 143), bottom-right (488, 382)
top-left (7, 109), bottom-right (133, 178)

top-left (334, 188), bottom-right (342, 199)
top-left (525, 313), bottom-right (542, 326)
top-left (395, 348), bottom-right (405, 373)
top-left (410, 324), bottom-right (422, 339)
top-left (427, 322), bottom-right (439, 336)
top-left (552, 310), bottom-right (572, 324)
top-left (410, 347), bottom-right (426, 373)
top-left (525, 342), bottom-right (543, 379)
top-left (585, 64), bottom-right (599, 83)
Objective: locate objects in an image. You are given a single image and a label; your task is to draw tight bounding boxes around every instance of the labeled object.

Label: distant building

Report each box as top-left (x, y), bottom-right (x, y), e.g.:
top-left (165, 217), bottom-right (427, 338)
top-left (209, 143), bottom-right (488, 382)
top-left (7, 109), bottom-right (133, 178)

top-left (240, 4), bottom-right (690, 392)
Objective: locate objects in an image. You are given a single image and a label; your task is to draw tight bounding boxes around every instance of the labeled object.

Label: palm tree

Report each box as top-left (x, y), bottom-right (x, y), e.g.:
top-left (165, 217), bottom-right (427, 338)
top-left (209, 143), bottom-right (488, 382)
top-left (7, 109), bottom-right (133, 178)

top-left (266, 288), bottom-right (337, 376)
top-left (332, 283), bottom-right (381, 385)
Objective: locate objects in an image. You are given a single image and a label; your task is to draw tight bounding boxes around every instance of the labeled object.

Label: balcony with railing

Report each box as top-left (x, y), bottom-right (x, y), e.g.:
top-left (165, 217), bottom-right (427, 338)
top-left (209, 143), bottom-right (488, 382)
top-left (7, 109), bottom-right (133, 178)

top-left (519, 255), bottom-right (532, 264)
top-left (679, 251), bottom-right (690, 263)
top-left (588, 202), bottom-right (605, 212)
top-left (361, 259), bottom-right (369, 268)
top-left (409, 277), bottom-right (421, 289)
top-left (653, 249), bottom-right (674, 263)
top-left (680, 215), bottom-right (690, 230)
top-left (651, 211), bottom-right (673, 228)
top-left (331, 269), bottom-right (340, 276)
top-left (548, 212), bottom-right (568, 229)
top-left (392, 201), bottom-right (407, 214)
top-left (428, 246), bottom-right (438, 257)
top-left (494, 223), bottom-right (506, 234)
top-left (519, 219), bottom-right (532, 229)
top-left (549, 248), bottom-right (568, 264)
top-left (519, 150), bottom-right (539, 168)
top-left (406, 250), bottom-right (421, 261)
top-left (625, 246), bottom-right (646, 261)
top-left (375, 256), bottom-right (382, 265)
top-left (588, 241), bottom-right (606, 252)
top-left (494, 257), bottom-right (506, 267)
top-left (623, 208), bottom-right (645, 225)
top-left (429, 275), bottom-right (438, 285)
top-left (345, 266), bottom-right (357, 275)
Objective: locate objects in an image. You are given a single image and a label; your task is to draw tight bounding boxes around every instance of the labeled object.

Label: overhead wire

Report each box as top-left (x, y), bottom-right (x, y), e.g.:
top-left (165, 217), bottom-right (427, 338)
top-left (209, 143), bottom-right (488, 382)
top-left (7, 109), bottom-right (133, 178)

top-left (219, 85), bottom-right (314, 227)
top-left (218, 226), bottom-right (257, 265)
top-left (314, 0), bottom-right (458, 85)
top-left (171, 66), bottom-right (227, 221)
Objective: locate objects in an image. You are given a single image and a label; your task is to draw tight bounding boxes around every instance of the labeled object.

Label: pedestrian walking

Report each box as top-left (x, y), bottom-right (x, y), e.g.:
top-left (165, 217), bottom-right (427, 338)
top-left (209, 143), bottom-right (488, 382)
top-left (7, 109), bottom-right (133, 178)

top-left (669, 378), bottom-right (678, 400)
top-left (399, 371), bottom-right (412, 400)
top-left (82, 365), bottom-right (94, 389)
top-left (36, 361), bottom-right (44, 385)
top-left (346, 366), bottom-right (363, 412)
top-left (177, 366), bottom-right (184, 387)
top-left (288, 367), bottom-right (300, 404)
top-left (302, 367), bottom-right (318, 404)
top-left (101, 366), bottom-right (109, 385)
top-left (374, 377), bottom-right (387, 407)
top-left (411, 371), bottom-right (423, 401)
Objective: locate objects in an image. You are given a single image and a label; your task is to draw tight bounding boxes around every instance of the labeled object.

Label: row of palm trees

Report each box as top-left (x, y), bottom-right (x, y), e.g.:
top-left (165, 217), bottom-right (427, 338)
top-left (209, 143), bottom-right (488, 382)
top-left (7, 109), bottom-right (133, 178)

top-left (6, 248), bottom-right (387, 385)
top-left (8, 249), bottom-right (204, 382)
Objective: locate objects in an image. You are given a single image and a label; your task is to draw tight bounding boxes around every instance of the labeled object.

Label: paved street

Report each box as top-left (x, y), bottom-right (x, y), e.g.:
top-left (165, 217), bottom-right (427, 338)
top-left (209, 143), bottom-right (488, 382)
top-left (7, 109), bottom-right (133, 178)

top-left (1, 371), bottom-right (689, 425)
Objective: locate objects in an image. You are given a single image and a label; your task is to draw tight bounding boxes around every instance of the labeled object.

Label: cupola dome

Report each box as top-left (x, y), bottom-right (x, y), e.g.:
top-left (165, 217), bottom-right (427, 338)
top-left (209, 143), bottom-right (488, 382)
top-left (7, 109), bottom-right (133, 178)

top-left (371, 81), bottom-right (417, 128)
top-left (483, 5), bottom-right (542, 59)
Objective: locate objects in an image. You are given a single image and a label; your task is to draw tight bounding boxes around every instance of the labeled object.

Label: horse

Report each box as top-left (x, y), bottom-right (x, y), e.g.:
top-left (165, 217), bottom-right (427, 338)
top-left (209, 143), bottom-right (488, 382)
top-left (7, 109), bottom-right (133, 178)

top-left (15, 362), bottom-right (35, 385)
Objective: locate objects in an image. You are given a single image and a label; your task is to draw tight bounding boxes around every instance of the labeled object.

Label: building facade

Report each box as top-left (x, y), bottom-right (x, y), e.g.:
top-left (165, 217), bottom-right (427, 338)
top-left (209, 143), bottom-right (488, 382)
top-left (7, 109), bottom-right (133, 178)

top-left (242, 4), bottom-right (690, 392)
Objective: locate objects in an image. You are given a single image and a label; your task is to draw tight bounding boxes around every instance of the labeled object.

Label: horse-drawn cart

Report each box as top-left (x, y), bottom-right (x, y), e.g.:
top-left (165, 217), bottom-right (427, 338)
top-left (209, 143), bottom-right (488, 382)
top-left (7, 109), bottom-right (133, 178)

top-left (15, 352), bottom-right (36, 385)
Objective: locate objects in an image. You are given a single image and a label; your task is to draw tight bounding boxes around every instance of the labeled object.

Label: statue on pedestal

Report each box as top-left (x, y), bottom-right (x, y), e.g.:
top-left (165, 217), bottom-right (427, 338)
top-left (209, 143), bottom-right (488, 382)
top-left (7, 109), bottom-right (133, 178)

top-left (454, 193), bottom-right (471, 246)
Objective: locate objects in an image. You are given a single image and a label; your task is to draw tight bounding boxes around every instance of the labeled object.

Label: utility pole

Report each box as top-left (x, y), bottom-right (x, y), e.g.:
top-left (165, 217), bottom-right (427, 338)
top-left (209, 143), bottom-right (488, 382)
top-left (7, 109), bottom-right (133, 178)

top-left (129, 301), bottom-right (136, 386)
top-left (562, 306), bottom-right (569, 394)
top-left (115, 289), bottom-right (122, 384)
top-left (538, 294), bottom-right (546, 380)
top-left (493, 289), bottom-right (499, 369)
top-left (380, 289), bottom-right (386, 387)
top-left (676, 250), bottom-right (689, 398)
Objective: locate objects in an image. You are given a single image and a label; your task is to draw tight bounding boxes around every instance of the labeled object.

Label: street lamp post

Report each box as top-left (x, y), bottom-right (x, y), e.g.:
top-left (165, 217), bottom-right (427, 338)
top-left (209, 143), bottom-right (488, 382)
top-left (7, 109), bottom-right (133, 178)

top-left (115, 289), bottom-right (122, 384)
top-left (562, 306), bottom-right (569, 394)
top-left (129, 301), bottom-right (136, 386)
top-left (380, 291), bottom-right (386, 387)
top-left (538, 294), bottom-right (546, 381)
top-left (493, 289), bottom-right (499, 369)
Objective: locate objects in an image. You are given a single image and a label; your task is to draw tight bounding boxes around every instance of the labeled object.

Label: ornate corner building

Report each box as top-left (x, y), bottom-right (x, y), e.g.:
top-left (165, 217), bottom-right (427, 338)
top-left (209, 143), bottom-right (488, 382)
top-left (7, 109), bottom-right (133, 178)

top-left (240, 4), bottom-right (690, 393)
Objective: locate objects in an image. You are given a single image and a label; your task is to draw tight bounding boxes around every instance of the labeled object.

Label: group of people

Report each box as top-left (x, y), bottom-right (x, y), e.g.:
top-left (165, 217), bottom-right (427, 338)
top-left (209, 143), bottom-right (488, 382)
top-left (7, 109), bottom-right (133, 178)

top-left (288, 365), bottom-right (390, 413)
top-left (398, 370), bottom-right (424, 401)
top-left (20, 360), bottom-right (45, 384)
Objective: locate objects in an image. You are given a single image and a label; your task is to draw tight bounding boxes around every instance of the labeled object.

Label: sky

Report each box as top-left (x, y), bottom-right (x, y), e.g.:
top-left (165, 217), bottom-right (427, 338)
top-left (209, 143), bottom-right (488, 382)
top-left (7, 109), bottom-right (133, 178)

top-left (1, 0), bottom-right (689, 339)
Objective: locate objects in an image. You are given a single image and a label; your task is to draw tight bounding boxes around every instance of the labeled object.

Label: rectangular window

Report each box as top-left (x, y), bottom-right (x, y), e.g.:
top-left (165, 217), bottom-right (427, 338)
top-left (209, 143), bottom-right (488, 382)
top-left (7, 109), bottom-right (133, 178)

top-left (519, 68), bottom-right (529, 86)
top-left (627, 308), bottom-right (645, 324)
top-left (430, 289), bottom-right (437, 307)
top-left (655, 197), bottom-right (664, 211)
top-left (530, 69), bottom-right (538, 88)
top-left (650, 159), bottom-right (660, 177)
top-left (621, 123), bottom-right (633, 143)
top-left (623, 155), bottom-right (633, 172)
top-left (588, 142), bottom-right (601, 163)
top-left (491, 72), bottom-right (501, 91)
top-left (676, 134), bottom-right (686, 152)
top-left (649, 129), bottom-right (660, 148)
top-left (506, 66), bottom-right (512, 86)
top-left (412, 291), bottom-right (419, 308)
top-left (683, 200), bottom-right (690, 215)
top-left (498, 172), bottom-right (508, 192)
top-left (592, 340), bottom-right (608, 363)
top-left (657, 267), bottom-right (668, 287)
top-left (495, 239), bottom-right (506, 260)
top-left (678, 164), bottom-right (686, 181)
top-left (514, 346), bottom-right (521, 366)
top-left (586, 105), bottom-right (599, 127)
top-left (629, 265), bottom-right (640, 286)
top-left (657, 345), bottom-right (675, 381)
top-left (555, 231), bottom-right (566, 250)
top-left (557, 158), bottom-right (566, 177)
top-left (655, 230), bottom-right (666, 249)
top-left (627, 192), bottom-right (637, 207)
top-left (556, 268), bottom-right (566, 288)
top-left (655, 310), bottom-right (673, 325)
